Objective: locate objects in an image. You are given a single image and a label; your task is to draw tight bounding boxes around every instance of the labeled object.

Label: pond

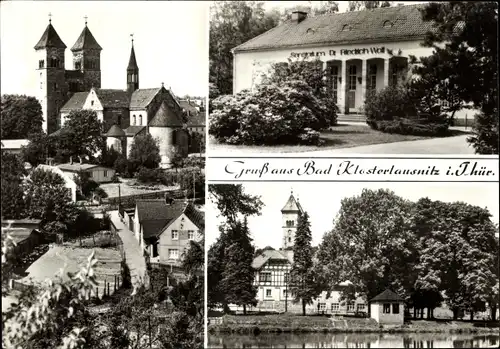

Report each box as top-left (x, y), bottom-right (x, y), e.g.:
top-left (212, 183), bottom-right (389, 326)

top-left (208, 333), bottom-right (499, 348)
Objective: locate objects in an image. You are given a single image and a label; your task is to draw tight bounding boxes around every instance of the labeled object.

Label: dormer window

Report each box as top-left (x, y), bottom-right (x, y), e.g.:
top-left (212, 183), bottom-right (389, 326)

top-left (383, 20), bottom-right (393, 28)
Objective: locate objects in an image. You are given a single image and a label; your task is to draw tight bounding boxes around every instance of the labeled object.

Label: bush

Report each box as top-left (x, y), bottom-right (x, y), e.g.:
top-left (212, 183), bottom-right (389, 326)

top-left (468, 110), bottom-right (499, 154)
top-left (364, 85), bottom-right (417, 123)
top-left (376, 118), bottom-right (449, 136)
top-left (135, 166), bottom-right (164, 184)
top-left (210, 80), bottom-right (335, 145)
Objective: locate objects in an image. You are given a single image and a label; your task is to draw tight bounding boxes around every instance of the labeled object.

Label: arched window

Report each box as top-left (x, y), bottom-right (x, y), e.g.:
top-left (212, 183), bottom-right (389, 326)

top-left (133, 115), bottom-right (136, 125)
top-left (139, 115), bottom-right (142, 125)
top-left (383, 20), bottom-right (393, 29)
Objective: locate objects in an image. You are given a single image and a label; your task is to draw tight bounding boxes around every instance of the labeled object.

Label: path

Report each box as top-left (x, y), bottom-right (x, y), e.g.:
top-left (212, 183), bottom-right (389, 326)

top-left (109, 210), bottom-right (149, 292)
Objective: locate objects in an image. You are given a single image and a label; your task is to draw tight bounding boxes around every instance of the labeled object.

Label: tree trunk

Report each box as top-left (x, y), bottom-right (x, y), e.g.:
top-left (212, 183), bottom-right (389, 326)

top-left (420, 308), bottom-right (424, 319)
top-left (223, 303), bottom-right (230, 314)
top-left (430, 307), bottom-right (434, 319)
top-left (413, 307), bottom-right (417, 319)
top-left (452, 308), bottom-right (458, 320)
top-left (470, 312), bottom-right (474, 321)
top-left (426, 307), bottom-right (430, 319)
top-left (302, 299), bottom-right (306, 316)
top-left (491, 306), bottom-right (497, 321)
top-left (243, 304), bottom-right (246, 315)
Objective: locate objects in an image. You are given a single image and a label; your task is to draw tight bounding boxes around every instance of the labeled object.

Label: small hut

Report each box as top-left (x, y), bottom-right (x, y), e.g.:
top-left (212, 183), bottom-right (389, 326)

top-left (370, 289), bottom-right (405, 325)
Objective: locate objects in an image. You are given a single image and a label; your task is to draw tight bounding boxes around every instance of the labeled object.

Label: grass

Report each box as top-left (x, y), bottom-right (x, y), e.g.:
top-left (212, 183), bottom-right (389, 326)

top-left (100, 177), bottom-right (179, 199)
top-left (209, 123), bottom-right (471, 154)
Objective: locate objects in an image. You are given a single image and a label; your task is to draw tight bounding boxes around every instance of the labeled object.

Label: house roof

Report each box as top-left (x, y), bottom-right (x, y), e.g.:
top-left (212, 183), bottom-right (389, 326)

top-left (124, 125), bottom-right (145, 136)
top-left (184, 203), bottom-right (205, 230)
top-left (130, 88), bottom-right (161, 110)
top-left (104, 124), bottom-right (126, 137)
top-left (1, 139), bottom-right (29, 150)
top-left (234, 4), bottom-right (434, 53)
top-left (34, 23), bottom-right (67, 50)
top-left (71, 25), bottom-right (102, 51)
top-left (94, 88), bottom-right (130, 108)
top-left (149, 101), bottom-right (184, 127)
top-left (57, 163), bottom-right (102, 172)
top-left (370, 289), bottom-right (404, 303)
top-left (179, 100), bottom-right (199, 114)
top-left (186, 111), bottom-right (205, 127)
top-left (252, 248), bottom-right (294, 269)
top-left (36, 164), bottom-right (76, 185)
top-left (281, 194), bottom-right (304, 213)
top-left (61, 92), bottom-right (89, 112)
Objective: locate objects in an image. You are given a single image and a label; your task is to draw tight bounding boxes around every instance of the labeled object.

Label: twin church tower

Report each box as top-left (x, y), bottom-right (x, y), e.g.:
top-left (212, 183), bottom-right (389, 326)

top-left (34, 16), bottom-right (139, 134)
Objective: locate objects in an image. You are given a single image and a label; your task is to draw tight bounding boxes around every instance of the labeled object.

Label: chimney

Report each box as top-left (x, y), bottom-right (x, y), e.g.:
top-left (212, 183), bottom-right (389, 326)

top-left (291, 11), bottom-right (307, 24)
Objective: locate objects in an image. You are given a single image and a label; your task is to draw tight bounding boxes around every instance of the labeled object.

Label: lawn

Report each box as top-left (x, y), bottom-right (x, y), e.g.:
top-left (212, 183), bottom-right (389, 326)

top-left (209, 123), bottom-right (471, 154)
top-left (100, 178), bottom-right (179, 199)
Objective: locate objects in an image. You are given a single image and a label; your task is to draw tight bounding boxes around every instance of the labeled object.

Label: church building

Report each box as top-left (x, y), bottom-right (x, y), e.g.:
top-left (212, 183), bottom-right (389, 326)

top-left (35, 17), bottom-right (189, 168)
top-left (232, 4), bottom-right (474, 123)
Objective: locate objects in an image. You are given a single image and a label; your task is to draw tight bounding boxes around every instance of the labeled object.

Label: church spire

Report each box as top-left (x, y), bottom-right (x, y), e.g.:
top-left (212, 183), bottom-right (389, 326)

top-left (34, 13), bottom-right (67, 50)
top-left (127, 34), bottom-right (139, 94)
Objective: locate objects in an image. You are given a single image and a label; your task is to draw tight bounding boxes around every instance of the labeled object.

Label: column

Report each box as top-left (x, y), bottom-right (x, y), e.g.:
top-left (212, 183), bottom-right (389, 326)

top-left (338, 60), bottom-right (347, 115)
top-left (361, 59), bottom-right (367, 109)
top-left (383, 58), bottom-right (390, 88)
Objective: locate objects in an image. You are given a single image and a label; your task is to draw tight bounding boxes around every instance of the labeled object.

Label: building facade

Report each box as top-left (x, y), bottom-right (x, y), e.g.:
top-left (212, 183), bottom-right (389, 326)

top-left (232, 4), bottom-right (474, 120)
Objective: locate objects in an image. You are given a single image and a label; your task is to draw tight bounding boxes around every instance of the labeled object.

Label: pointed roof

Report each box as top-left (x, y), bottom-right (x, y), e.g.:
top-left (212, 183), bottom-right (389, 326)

top-left (281, 193), bottom-right (304, 213)
top-left (129, 88), bottom-right (161, 110)
top-left (370, 289), bottom-right (404, 303)
top-left (149, 101), bottom-right (184, 127)
top-left (127, 45), bottom-right (138, 70)
top-left (71, 25), bottom-right (102, 51)
top-left (104, 124), bottom-right (126, 137)
top-left (61, 92), bottom-right (89, 112)
top-left (252, 248), bottom-right (294, 269)
top-left (34, 23), bottom-right (67, 50)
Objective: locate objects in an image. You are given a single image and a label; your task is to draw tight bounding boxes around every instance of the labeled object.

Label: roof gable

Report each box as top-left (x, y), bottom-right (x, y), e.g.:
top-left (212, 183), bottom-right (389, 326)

top-left (370, 289), bottom-right (404, 302)
top-left (130, 88), bottom-right (161, 110)
top-left (104, 125), bottom-right (126, 137)
top-left (149, 101), bottom-right (184, 127)
top-left (281, 194), bottom-right (303, 213)
top-left (89, 88), bottom-right (130, 109)
top-left (252, 248), bottom-right (293, 269)
top-left (71, 26), bottom-right (102, 51)
top-left (34, 23), bottom-right (67, 50)
top-left (234, 4), bottom-right (433, 52)
top-left (61, 92), bottom-right (89, 112)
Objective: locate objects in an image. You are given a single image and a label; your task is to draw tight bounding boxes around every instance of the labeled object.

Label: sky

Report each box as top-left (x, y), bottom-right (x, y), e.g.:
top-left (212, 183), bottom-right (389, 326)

top-left (206, 182), bottom-right (500, 248)
top-left (0, 1), bottom-right (208, 97)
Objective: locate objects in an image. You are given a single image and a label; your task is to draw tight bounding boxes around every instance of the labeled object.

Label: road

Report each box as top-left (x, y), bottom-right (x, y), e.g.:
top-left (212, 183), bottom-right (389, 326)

top-left (109, 210), bottom-right (149, 292)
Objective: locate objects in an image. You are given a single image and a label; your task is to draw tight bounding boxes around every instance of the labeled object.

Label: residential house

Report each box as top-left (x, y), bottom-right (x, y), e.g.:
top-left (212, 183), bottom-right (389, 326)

top-left (370, 289), bottom-right (405, 325)
top-left (132, 198), bottom-right (204, 265)
top-left (57, 161), bottom-right (115, 183)
top-left (1, 139), bottom-right (30, 155)
top-left (35, 164), bottom-right (78, 202)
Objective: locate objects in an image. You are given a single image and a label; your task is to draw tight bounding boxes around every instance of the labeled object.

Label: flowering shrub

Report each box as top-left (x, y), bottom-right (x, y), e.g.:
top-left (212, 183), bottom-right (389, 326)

top-left (210, 80), bottom-right (335, 145)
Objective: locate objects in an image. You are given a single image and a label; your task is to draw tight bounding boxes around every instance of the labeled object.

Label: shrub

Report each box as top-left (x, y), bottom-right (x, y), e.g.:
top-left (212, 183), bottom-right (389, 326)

top-left (376, 118), bottom-right (449, 137)
top-left (113, 156), bottom-right (129, 176)
top-left (468, 110), bottom-right (499, 154)
top-left (364, 85), bottom-right (417, 123)
top-left (135, 166), bottom-right (164, 184)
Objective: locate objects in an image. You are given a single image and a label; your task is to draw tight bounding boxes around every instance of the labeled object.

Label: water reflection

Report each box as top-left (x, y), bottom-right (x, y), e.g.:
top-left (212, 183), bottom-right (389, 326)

top-left (208, 333), bottom-right (499, 348)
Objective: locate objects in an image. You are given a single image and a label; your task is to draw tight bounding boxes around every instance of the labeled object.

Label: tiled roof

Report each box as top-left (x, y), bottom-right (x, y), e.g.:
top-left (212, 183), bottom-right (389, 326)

top-left (94, 89), bottom-right (130, 108)
top-left (179, 100), bottom-right (199, 114)
top-left (71, 25), bottom-right (102, 51)
top-left (104, 124), bottom-right (126, 137)
top-left (130, 88), bottom-right (160, 110)
top-left (128, 45), bottom-right (138, 70)
top-left (186, 112), bottom-right (206, 127)
top-left (61, 92), bottom-right (89, 111)
top-left (34, 23), bottom-right (67, 49)
top-left (234, 4), bottom-right (434, 52)
top-left (281, 194), bottom-right (304, 213)
top-left (252, 248), bottom-right (293, 269)
top-left (370, 289), bottom-right (404, 302)
top-left (149, 101), bottom-right (184, 127)
top-left (57, 163), bottom-right (104, 172)
top-left (124, 126), bottom-right (145, 136)
top-left (1, 139), bottom-right (29, 149)
top-left (184, 203), bottom-right (205, 230)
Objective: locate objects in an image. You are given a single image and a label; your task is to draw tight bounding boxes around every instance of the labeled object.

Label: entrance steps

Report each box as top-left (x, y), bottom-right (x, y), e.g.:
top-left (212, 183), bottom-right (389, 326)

top-left (337, 114), bottom-right (366, 123)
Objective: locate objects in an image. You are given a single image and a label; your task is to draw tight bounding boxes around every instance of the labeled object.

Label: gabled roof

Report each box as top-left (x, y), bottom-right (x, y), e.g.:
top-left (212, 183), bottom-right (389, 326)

top-left (370, 289), bottom-right (404, 303)
top-left (184, 204), bottom-right (205, 230)
top-left (124, 126), bottom-right (145, 136)
top-left (252, 248), bottom-right (293, 269)
top-left (57, 163), bottom-right (103, 172)
top-left (281, 194), bottom-right (304, 213)
top-left (71, 25), bottom-right (102, 51)
top-left (234, 4), bottom-right (434, 53)
top-left (94, 89), bottom-right (130, 108)
top-left (130, 88), bottom-right (160, 110)
top-left (34, 23), bottom-right (67, 50)
top-left (104, 124), bottom-right (126, 137)
top-left (179, 100), bottom-right (199, 115)
top-left (61, 92), bottom-right (89, 112)
top-left (127, 45), bottom-right (139, 70)
top-left (149, 101), bottom-right (184, 127)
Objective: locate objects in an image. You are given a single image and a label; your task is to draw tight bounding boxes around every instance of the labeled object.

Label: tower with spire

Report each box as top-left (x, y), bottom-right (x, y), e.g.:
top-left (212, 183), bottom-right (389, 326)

top-left (127, 34), bottom-right (139, 95)
top-left (34, 14), bottom-right (68, 134)
top-left (281, 189), bottom-right (304, 249)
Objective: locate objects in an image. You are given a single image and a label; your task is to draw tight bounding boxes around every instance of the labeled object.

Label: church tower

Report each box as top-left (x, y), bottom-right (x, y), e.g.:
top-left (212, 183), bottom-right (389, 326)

top-left (34, 15), bottom-right (68, 134)
top-left (281, 189), bottom-right (303, 249)
top-left (71, 17), bottom-right (102, 91)
top-left (127, 35), bottom-right (139, 94)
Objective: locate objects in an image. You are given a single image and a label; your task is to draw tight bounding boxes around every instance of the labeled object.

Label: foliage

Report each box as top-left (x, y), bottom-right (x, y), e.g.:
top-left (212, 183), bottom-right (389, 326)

top-left (210, 79), bottom-right (333, 145)
top-left (208, 184), bottom-right (263, 224)
top-left (418, 1), bottom-right (498, 154)
top-left (183, 156), bottom-right (205, 169)
top-left (1, 152), bottom-right (27, 219)
top-left (375, 118), bottom-right (449, 137)
top-left (128, 133), bottom-right (161, 173)
top-left (220, 218), bottom-right (258, 314)
top-left (135, 166), bottom-right (164, 184)
top-left (209, 1), bottom-right (280, 95)
top-left (113, 154), bottom-right (130, 176)
top-left (1, 94), bottom-right (44, 139)
top-left (75, 171), bottom-right (99, 199)
top-left (54, 110), bottom-right (104, 161)
top-left (188, 131), bottom-right (205, 154)
top-left (207, 226), bottom-right (229, 309)
top-left (21, 132), bottom-right (54, 167)
top-left (348, 1), bottom-right (392, 11)
top-left (98, 146), bottom-right (121, 169)
top-left (289, 212), bottom-right (321, 315)
top-left (364, 84), bottom-right (417, 124)
top-left (178, 169), bottom-right (205, 200)
top-left (169, 147), bottom-right (185, 171)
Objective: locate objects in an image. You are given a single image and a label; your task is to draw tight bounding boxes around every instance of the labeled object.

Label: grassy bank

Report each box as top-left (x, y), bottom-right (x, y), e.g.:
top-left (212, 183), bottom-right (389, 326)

top-left (208, 314), bottom-right (499, 335)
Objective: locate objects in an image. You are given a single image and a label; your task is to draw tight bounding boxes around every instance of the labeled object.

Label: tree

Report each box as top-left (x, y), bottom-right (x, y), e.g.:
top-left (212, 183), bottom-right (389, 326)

top-left (210, 1), bottom-right (280, 95)
top-left (348, 1), bottom-right (392, 12)
top-left (98, 146), bottom-right (121, 169)
top-left (1, 152), bottom-right (26, 219)
top-left (54, 110), bottom-right (104, 160)
top-left (21, 132), bottom-right (55, 167)
top-left (1, 94), bottom-right (43, 139)
top-left (207, 227), bottom-right (229, 310)
top-left (74, 170), bottom-right (99, 199)
top-left (289, 211), bottom-right (321, 315)
top-left (220, 218), bottom-right (257, 314)
top-left (208, 184), bottom-right (263, 223)
top-left (128, 133), bottom-right (161, 173)
top-left (418, 1), bottom-right (498, 154)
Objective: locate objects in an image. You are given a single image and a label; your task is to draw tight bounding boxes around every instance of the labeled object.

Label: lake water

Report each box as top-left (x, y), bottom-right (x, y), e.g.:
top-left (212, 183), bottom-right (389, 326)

top-left (208, 333), bottom-right (499, 348)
